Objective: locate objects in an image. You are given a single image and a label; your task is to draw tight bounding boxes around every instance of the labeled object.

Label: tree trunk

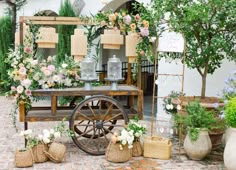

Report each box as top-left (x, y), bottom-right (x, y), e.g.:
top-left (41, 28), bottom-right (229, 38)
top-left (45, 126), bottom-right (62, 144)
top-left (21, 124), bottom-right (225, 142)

top-left (201, 74), bottom-right (207, 99)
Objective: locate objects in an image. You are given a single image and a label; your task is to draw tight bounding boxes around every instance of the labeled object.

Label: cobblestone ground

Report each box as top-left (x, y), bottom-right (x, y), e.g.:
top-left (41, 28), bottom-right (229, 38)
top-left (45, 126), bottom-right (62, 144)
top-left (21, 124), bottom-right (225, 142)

top-left (0, 96), bottom-right (225, 170)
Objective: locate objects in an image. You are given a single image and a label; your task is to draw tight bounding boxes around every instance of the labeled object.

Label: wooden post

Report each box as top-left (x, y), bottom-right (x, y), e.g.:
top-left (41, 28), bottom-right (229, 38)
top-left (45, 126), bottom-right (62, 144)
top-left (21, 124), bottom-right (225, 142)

top-left (51, 96), bottom-right (57, 116)
top-left (19, 101), bottom-right (25, 122)
top-left (19, 16), bottom-right (24, 46)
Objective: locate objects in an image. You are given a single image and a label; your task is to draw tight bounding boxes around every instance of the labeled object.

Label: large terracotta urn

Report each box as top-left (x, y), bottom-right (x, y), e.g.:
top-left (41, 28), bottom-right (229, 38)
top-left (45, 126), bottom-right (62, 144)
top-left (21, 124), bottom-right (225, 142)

top-left (184, 129), bottom-right (212, 160)
top-left (224, 128), bottom-right (236, 170)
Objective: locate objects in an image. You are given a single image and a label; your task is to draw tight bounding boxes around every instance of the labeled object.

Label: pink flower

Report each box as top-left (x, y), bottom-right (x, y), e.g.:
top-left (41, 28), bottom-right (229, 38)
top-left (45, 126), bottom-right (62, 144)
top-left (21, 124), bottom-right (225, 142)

top-left (19, 67), bottom-right (27, 75)
top-left (11, 86), bottom-right (16, 91)
top-left (47, 65), bottom-right (55, 72)
top-left (24, 47), bottom-right (31, 54)
top-left (135, 14), bottom-right (140, 21)
top-left (25, 89), bottom-right (32, 96)
top-left (140, 27), bottom-right (149, 37)
top-left (123, 15), bottom-right (132, 25)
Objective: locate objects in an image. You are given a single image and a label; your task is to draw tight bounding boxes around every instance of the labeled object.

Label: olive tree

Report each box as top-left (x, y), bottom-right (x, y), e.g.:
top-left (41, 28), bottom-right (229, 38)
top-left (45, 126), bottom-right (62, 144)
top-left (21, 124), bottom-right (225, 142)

top-left (152, 0), bottom-right (236, 98)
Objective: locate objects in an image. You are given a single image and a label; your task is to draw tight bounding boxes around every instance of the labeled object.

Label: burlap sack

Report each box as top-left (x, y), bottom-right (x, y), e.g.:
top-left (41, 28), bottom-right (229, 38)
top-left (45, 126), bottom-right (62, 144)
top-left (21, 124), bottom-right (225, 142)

top-left (32, 144), bottom-right (49, 163)
top-left (105, 141), bottom-right (131, 163)
top-left (15, 149), bottom-right (34, 168)
top-left (44, 142), bottom-right (66, 163)
top-left (132, 141), bottom-right (143, 157)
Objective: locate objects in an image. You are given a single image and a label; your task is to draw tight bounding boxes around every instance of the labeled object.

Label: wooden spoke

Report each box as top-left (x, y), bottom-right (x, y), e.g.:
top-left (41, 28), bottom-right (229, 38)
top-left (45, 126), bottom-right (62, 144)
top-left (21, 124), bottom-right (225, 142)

top-left (83, 120), bottom-right (91, 133)
top-left (103, 112), bottom-right (122, 123)
top-left (103, 124), bottom-right (124, 127)
top-left (77, 111), bottom-right (93, 121)
top-left (76, 128), bottom-right (95, 139)
top-left (101, 128), bottom-right (110, 143)
top-left (87, 104), bottom-right (97, 117)
top-left (103, 103), bottom-right (113, 120)
top-left (102, 127), bottom-right (114, 135)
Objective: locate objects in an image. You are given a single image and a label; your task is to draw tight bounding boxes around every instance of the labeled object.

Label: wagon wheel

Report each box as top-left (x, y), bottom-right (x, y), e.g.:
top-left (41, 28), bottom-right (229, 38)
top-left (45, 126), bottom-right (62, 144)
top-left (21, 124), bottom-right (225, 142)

top-left (69, 95), bottom-right (128, 155)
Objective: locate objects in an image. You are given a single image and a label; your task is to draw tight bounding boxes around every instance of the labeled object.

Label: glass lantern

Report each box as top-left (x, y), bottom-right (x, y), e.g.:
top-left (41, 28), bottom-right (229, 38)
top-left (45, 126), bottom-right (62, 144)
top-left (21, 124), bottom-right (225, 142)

top-left (80, 57), bottom-right (97, 90)
top-left (105, 55), bottom-right (124, 90)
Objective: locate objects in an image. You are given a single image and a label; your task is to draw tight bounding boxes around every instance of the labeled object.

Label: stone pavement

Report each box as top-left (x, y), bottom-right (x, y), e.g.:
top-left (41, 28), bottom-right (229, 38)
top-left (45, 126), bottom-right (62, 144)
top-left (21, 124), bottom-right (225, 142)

top-left (0, 96), bottom-right (225, 170)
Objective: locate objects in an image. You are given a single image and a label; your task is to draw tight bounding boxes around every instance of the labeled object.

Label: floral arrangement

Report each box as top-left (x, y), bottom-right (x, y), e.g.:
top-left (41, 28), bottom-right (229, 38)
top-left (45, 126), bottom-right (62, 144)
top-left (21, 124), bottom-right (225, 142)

top-left (95, 7), bottom-right (154, 62)
top-left (5, 45), bottom-right (82, 128)
top-left (222, 71), bottom-right (236, 101)
top-left (111, 117), bottom-right (146, 150)
top-left (163, 91), bottom-right (182, 114)
top-left (19, 118), bottom-right (74, 149)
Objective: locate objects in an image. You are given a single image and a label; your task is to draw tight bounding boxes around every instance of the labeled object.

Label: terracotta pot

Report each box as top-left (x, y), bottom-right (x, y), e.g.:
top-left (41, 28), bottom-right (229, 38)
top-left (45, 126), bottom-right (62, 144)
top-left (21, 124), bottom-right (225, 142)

top-left (224, 128), bottom-right (236, 170)
top-left (184, 129), bottom-right (212, 160)
top-left (209, 129), bottom-right (224, 150)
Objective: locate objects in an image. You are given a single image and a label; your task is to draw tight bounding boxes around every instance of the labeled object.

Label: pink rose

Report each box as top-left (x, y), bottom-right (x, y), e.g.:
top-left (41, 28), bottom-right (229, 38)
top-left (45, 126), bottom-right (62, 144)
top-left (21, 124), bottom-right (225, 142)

top-left (25, 89), bottom-right (32, 96)
top-left (24, 47), bottom-right (31, 54)
top-left (47, 65), bottom-right (55, 72)
top-left (135, 14), bottom-right (140, 21)
top-left (140, 27), bottom-right (149, 37)
top-left (123, 15), bottom-right (132, 25)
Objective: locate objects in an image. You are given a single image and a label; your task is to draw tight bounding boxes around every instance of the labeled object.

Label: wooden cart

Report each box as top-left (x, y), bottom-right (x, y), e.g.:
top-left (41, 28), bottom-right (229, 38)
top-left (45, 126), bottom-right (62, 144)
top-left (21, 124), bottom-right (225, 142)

top-left (18, 17), bottom-right (144, 155)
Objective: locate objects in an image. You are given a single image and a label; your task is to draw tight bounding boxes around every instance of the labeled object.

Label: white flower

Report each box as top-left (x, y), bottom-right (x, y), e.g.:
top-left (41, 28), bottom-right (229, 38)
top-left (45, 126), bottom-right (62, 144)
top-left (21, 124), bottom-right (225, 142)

top-left (33, 74), bottom-right (40, 81)
top-left (43, 129), bottom-right (50, 138)
top-left (38, 134), bottom-right (43, 140)
top-left (21, 79), bottom-right (32, 89)
top-left (121, 140), bottom-right (127, 145)
top-left (53, 75), bottom-right (61, 82)
top-left (44, 70), bottom-right (51, 76)
top-left (50, 129), bottom-right (55, 134)
top-left (54, 132), bottom-right (61, 139)
top-left (42, 84), bottom-right (49, 89)
top-left (25, 129), bottom-right (32, 135)
top-left (177, 104), bottom-right (181, 110)
top-left (62, 63), bottom-right (68, 68)
top-left (166, 104), bottom-right (171, 110)
top-left (19, 131), bottom-right (25, 136)
top-left (164, 12), bottom-right (171, 20)
top-left (16, 85), bottom-right (24, 94)
top-left (31, 59), bottom-right (38, 66)
top-left (169, 104), bottom-right (174, 110)
top-left (43, 137), bottom-right (50, 144)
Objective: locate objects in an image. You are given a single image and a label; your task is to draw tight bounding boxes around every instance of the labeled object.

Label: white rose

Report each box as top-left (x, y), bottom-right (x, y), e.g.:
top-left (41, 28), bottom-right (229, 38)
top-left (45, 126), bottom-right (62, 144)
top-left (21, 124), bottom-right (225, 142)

top-left (166, 104), bottom-right (171, 110)
top-left (43, 137), bottom-right (50, 144)
top-left (43, 129), bottom-right (50, 138)
top-left (33, 74), bottom-right (40, 81)
top-left (53, 75), bottom-right (61, 82)
top-left (62, 63), bottom-right (68, 68)
top-left (16, 85), bottom-right (24, 94)
top-left (177, 104), bottom-right (182, 110)
top-left (54, 132), bottom-right (61, 139)
top-left (50, 129), bottom-right (55, 134)
top-left (21, 79), bottom-right (32, 89)
top-left (121, 140), bottom-right (127, 145)
top-left (169, 104), bottom-right (174, 110)
top-left (19, 131), bottom-right (25, 136)
top-left (38, 134), bottom-right (43, 140)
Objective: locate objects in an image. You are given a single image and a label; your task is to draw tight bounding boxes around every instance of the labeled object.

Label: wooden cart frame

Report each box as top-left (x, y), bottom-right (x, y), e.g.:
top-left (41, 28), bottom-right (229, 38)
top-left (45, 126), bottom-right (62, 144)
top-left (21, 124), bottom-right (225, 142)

top-left (18, 16), bottom-right (144, 155)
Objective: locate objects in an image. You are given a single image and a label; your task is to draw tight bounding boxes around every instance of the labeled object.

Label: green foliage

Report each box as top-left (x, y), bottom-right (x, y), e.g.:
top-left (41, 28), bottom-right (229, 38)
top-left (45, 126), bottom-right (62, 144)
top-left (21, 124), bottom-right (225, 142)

top-left (57, 0), bottom-right (76, 63)
top-left (0, 15), bottom-right (14, 91)
top-left (152, 0), bottom-right (236, 97)
top-left (225, 97), bottom-right (236, 128)
top-left (182, 100), bottom-right (216, 141)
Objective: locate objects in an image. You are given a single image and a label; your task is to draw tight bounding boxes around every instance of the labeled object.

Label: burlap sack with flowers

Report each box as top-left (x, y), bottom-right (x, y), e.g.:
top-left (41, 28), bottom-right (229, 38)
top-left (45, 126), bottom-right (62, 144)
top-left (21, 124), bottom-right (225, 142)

top-left (105, 140), bottom-right (131, 163)
top-left (15, 149), bottom-right (34, 168)
top-left (32, 143), bottom-right (49, 163)
top-left (44, 142), bottom-right (66, 163)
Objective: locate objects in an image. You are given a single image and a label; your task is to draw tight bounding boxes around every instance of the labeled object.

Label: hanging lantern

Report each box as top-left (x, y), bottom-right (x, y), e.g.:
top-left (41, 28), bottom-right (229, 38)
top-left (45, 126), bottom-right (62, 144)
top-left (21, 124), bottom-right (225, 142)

top-left (80, 57), bottom-right (98, 90)
top-left (71, 29), bottom-right (87, 62)
top-left (125, 32), bottom-right (139, 63)
top-left (101, 29), bottom-right (123, 49)
top-left (105, 55), bottom-right (124, 90)
top-left (36, 27), bottom-right (58, 48)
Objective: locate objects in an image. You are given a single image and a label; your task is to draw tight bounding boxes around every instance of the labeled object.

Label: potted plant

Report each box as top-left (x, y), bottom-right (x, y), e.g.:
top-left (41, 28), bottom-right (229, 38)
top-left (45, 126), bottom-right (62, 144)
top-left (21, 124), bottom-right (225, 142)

top-left (223, 97), bottom-right (236, 170)
top-left (182, 100), bottom-right (216, 160)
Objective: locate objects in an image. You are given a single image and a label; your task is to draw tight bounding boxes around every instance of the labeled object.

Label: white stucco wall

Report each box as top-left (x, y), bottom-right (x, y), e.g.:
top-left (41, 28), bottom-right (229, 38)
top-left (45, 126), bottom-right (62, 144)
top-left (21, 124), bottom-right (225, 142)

top-left (0, 0), bottom-right (235, 102)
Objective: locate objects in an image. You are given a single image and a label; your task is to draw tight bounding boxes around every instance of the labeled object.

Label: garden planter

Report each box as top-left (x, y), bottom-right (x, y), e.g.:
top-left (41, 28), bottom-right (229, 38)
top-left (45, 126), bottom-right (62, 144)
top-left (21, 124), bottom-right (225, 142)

top-left (184, 129), bottom-right (212, 160)
top-left (224, 128), bottom-right (236, 170)
top-left (132, 140), bottom-right (142, 157)
top-left (15, 149), bottom-right (34, 168)
top-left (32, 143), bottom-right (49, 163)
top-left (209, 129), bottom-right (224, 150)
top-left (44, 142), bottom-right (66, 163)
top-left (105, 141), bottom-right (131, 163)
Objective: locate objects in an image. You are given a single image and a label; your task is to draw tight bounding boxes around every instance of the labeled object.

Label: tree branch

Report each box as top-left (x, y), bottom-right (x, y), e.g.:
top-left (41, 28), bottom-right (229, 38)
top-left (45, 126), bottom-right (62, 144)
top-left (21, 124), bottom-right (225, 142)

top-left (197, 67), bottom-right (203, 77)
